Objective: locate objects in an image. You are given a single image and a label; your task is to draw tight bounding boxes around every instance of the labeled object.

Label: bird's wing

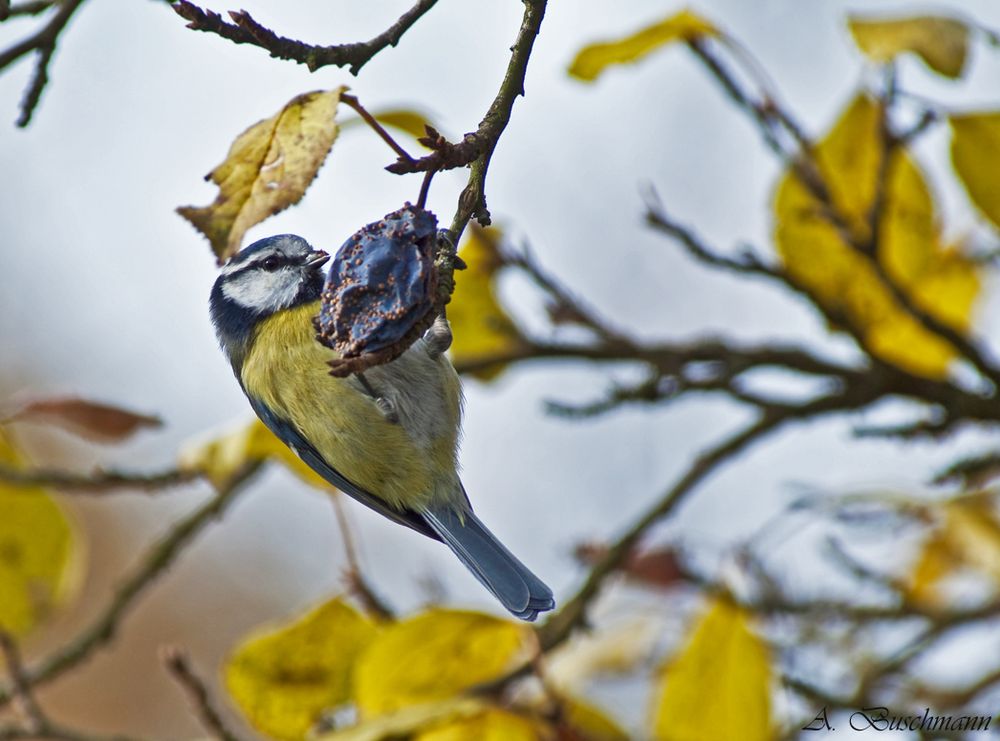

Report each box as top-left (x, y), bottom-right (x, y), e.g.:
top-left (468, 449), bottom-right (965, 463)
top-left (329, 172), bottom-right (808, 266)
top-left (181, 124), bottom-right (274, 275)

top-left (248, 395), bottom-right (440, 541)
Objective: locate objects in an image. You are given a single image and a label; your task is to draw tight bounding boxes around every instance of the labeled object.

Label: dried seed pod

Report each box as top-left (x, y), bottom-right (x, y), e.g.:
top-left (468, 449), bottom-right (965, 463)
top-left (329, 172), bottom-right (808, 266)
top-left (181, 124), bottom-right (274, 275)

top-left (316, 203), bottom-right (438, 357)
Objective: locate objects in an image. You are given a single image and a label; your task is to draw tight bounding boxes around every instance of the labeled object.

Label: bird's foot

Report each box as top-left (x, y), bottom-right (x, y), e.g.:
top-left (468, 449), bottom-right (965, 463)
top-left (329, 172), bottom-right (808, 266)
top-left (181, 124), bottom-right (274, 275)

top-left (356, 372), bottom-right (400, 424)
top-left (424, 315), bottom-right (452, 358)
top-left (374, 396), bottom-right (399, 424)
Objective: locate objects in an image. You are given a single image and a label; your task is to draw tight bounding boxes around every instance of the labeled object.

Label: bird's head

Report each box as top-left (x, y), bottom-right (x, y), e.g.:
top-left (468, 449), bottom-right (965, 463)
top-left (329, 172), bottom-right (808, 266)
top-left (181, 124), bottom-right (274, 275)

top-left (210, 234), bottom-right (330, 366)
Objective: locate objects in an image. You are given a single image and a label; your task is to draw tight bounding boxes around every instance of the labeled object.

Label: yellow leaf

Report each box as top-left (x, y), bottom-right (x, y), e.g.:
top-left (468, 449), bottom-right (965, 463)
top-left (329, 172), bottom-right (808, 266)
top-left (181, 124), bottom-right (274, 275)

top-left (558, 696), bottom-right (630, 741)
top-left (774, 94), bottom-right (980, 379)
top-left (907, 531), bottom-right (960, 607)
top-left (415, 708), bottom-right (547, 741)
top-left (224, 597), bottom-right (378, 740)
top-left (950, 112), bottom-right (1000, 231)
top-left (354, 608), bottom-right (533, 716)
top-left (945, 496), bottom-right (1000, 577)
top-left (178, 418), bottom-right (329, 490)
top-left (569, 8), bottom-right (719, 82)
top-left (316, 698), bottom-right (489, 741)
top-left (652, 598), bottom-right (772, 741)
top-left (179, 88), bottom-right (346, 263)
top-left (0, 430), bottom-right (77, 636)
top-left (906, 494), bottom-right (1000, 605)
top-left (448, 226), bottom-right (527, 380)
top-left (848, 15), bottom-right (969, 79)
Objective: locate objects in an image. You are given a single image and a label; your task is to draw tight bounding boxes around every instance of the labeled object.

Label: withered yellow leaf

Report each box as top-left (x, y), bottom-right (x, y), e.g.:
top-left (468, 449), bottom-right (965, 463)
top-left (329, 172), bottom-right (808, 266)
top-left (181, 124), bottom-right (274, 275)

top-left (8, 397), bottom-right (161, 443)
top-left (0, 430), bottom-right (77, 637)
top-left (652, 599), bottom-right (772, 741)
top-left (774, 94), bottom-right (979, 379)
top-left (950, 112), bottom-right (1000, 231)
top-left (569, 8), bottom-right (718, 82)
top-left (908, 494), bottom-right (1000, 606)
top-left (907, 530), bottom-right (959, 607)
top-left (354, 609), bottom-right (533, 716)
top-left (178, 418), bottom-right (328, 490)
top-left (415, 708), bottom-right (547, 741)
top-left (179, 88), bottom-right (346, 263)
top-left (848, 15), bottom-right (969, 79)
top-left (557, 695), bottom-right (629, 741)
top-left (224, 597), bottom-right (378, 740)
top-left (448, 226), bottom-right (528, 380)
top-left (316, 698), bottom-right (489, 741)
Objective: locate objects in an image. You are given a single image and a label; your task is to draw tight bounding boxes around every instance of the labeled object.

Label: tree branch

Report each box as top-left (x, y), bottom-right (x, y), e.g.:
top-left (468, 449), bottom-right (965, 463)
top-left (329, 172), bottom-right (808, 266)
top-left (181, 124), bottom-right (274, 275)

top-left (171, 0), bottom-right (438, 75)
top-left (0, 0), bottom-right (87, 126)
top-left (161, 647), bottom-right (245, 741)
top-left (0, 466), bottom-right (201, 493)
top-left (443, 0), bottom-right (546, 240)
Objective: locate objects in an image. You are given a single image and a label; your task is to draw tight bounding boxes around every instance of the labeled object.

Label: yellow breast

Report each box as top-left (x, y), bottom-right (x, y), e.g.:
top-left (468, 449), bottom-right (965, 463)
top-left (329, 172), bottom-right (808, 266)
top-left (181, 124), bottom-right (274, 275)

top-left (240, 302), bottom-right (457, 511)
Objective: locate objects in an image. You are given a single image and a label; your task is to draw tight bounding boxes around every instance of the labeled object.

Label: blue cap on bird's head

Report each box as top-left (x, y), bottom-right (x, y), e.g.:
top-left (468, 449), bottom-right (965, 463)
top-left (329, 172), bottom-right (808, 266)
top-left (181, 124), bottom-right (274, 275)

top-left (209, 234), bottom-right (330, 367)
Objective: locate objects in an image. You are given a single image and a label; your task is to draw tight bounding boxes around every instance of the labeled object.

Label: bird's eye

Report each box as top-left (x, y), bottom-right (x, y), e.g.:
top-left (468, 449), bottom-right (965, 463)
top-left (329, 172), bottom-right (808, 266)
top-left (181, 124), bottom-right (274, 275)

top-left (261, 256), bottom-right (281, 272)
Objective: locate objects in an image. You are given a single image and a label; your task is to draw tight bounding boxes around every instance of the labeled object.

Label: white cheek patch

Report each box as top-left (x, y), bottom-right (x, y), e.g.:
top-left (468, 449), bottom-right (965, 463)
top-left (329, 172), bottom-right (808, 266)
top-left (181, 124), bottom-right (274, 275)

top-left (221, 269), bottom-right (301, 313)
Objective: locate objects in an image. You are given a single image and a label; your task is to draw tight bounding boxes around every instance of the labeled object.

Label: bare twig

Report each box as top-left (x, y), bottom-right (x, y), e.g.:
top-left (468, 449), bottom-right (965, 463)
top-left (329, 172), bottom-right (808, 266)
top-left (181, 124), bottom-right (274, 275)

top-left (332, 496), bottom-right (394, 620)
top-left (340, 94), bottom-right (415, 163)
top-left (0, 465), bottom-right (201, 493)
top-left (171, 0), bottom-right (438, 75)
top-left (0, 633), bottom-right (45, 733)
top-left (2, 1), bottom-right (54, 18)
top-left (502, 240), bottom-right (633, 348)
top-left (538, 409), bottom-right (792, 650)
top-left (0, 0), bottom-right (87, 126)
top-left (0, 464), bottom-right (261, 709)
top-left (161, 647), bottom-right (244, 741)
top-left (0, 633), bottom-right (147, 740)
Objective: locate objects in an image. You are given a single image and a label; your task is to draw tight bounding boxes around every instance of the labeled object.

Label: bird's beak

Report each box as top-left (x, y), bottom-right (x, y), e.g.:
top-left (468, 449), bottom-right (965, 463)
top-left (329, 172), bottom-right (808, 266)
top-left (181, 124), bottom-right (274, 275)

top-left (306, 249), bottom-right (330, 268)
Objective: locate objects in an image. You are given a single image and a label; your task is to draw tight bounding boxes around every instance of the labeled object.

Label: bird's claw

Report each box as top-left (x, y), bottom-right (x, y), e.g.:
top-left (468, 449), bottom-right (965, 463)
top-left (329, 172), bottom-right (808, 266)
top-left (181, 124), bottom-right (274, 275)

top-left (375, 395), bottom-right (399, 424)
top-left (424, 315), bottom-right (452, 359)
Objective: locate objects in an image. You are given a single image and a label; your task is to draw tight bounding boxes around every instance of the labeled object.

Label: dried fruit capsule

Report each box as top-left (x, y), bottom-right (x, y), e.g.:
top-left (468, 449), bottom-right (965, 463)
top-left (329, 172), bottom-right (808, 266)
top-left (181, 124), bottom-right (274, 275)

top-left (317, 204), bottom-right (438, 357)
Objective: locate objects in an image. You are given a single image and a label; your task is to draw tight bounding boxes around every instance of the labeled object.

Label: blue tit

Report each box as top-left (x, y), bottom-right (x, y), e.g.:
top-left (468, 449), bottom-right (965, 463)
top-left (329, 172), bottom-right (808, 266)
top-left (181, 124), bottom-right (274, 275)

top-left (210, 234), bottom-right (555, 621)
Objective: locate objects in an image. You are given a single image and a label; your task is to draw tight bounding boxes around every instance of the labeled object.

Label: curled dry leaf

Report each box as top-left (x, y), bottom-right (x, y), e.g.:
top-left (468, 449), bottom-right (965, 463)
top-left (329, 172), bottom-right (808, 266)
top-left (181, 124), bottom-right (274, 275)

top-left (7, 396), bottom-right (161, 443)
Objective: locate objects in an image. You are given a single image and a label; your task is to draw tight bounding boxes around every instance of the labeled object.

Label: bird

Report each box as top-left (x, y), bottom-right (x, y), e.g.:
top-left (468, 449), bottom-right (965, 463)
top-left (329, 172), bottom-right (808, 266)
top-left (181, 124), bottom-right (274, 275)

top-left (209, 233), bottom-right (555, 621)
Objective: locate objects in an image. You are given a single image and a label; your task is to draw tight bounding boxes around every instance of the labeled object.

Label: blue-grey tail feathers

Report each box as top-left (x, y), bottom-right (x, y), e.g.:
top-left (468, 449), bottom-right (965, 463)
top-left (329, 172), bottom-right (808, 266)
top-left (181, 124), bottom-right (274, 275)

top-left (422, 504), bottom-right (555, 621)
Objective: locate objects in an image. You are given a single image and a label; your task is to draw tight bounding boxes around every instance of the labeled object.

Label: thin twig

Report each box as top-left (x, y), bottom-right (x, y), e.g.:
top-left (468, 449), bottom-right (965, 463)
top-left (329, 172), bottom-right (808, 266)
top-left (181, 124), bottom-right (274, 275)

top-left (0, 0), bottom-right (87, 126)
top-left (0, 466), bottom-right (201, 493)
top-left (3, 1), bottom-right (54, 18)
top-left (172, 0), bottom-right (438, 75)
top-left (538, 410), bottom-right (790, 650)
top-left (0, 464), bottom-right (261, 709)
top-left (340, 94), bottom-right (415, 163)
top-left (444, 0), bottom-right (546, 240)
top-left (332, 496), bottom-right (394, 620)
top-left (161, 647), bottom-right (244, 741)
top-left (0, 633), bottom-right (45, 733)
